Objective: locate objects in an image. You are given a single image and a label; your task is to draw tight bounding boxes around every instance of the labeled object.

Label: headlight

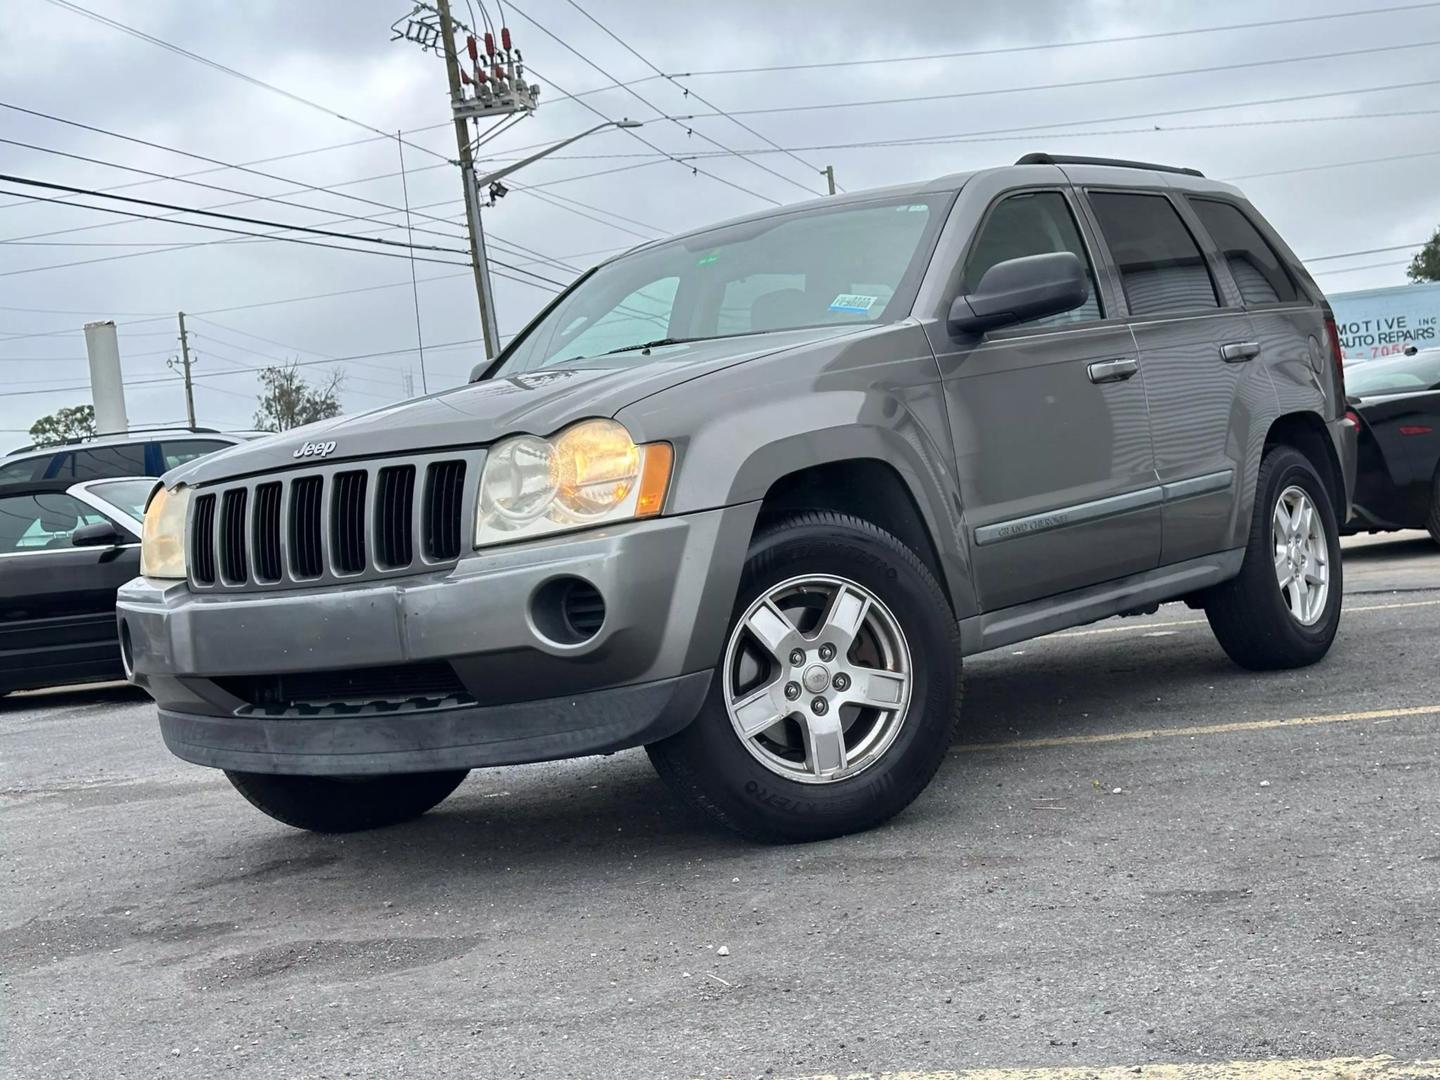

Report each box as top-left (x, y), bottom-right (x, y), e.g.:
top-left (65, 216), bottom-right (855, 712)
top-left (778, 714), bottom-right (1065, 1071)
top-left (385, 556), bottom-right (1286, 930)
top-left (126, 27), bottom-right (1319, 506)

top-left (140, 485), bottom-right (192, 579)
top-left (476, 419), bottom-right (672, 547)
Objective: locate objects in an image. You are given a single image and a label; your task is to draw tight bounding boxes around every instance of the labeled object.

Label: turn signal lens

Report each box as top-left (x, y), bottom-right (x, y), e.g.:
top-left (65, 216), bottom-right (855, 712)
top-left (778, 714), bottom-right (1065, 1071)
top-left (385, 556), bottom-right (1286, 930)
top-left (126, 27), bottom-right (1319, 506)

top-left (475, 420), bottom-right (672, 547)
top-left (140, 485), bottom-right (191, 580)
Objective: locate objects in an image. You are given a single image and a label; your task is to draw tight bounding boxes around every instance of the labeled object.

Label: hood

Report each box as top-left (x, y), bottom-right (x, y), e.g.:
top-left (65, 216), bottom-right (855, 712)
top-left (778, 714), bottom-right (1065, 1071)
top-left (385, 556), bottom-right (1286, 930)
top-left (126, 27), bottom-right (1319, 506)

top-left (169, 326), bottom-right (861, 485)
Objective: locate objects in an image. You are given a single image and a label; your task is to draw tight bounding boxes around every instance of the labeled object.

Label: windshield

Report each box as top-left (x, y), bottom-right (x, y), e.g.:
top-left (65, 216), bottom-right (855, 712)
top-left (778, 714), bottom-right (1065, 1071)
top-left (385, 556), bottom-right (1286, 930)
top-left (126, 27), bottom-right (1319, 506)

top-left (1346, 350), bottom-right (1440, 397)
top-left (86, 478), bottom-right (157, 523)
top-left (494, 193), bottom-right (951, 376)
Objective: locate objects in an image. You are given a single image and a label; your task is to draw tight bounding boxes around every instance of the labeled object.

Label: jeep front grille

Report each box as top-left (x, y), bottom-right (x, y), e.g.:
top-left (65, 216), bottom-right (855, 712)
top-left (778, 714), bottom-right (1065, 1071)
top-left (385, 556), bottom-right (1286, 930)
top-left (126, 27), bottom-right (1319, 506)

top-left (188, 451), bottom-right (480, 591)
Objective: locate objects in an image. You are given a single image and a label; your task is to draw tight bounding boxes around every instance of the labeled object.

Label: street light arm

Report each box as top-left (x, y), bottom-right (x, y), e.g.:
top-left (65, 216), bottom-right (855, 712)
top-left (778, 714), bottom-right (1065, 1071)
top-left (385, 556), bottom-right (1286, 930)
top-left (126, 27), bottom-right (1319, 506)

top-left (473, 119), bottom-right (642, 188)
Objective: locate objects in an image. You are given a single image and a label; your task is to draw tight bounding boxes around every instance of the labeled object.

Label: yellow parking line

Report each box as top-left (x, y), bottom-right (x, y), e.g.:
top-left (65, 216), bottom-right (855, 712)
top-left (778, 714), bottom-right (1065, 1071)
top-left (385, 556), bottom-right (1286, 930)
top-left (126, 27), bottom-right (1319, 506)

top-left (951, 704), bottom-right (1440, 755)
top-left (1052, 597), bottom-right (1440, 640)
top-left (762, 1056), bottom-right (1440, 1080)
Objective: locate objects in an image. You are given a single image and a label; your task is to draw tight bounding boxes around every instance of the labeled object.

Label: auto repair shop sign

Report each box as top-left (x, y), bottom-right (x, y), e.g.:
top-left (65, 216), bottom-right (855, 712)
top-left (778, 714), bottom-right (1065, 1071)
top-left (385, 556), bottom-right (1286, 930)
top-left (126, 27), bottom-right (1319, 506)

top-left (1329, 281), bottom-right (1440, 362)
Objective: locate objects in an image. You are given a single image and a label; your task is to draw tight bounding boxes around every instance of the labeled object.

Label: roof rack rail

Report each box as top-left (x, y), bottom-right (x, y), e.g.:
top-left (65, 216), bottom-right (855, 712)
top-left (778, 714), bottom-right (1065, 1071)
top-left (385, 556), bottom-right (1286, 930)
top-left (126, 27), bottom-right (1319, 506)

top-left (1015, 153), bottom-right (1205, 178)
top-left (4, 424), bottom-right (226, 456)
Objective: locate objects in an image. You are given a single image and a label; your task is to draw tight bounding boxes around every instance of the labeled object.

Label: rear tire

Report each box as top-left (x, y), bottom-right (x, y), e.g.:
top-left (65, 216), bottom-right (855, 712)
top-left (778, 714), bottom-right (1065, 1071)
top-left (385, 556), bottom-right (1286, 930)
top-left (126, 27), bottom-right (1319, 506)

top-left (647, 511), bottom-right (962, 843)
top-left (1204, 445), bottom-right (1343, 671)
top-left (225, 770), bottom-right (469, 833)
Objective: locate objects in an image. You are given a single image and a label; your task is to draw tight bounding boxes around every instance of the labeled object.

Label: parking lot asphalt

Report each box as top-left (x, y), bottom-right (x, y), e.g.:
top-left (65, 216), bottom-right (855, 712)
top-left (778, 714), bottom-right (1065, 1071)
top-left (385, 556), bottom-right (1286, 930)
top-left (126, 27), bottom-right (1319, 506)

top-left (3, 532), bottom-right (1439, 1080)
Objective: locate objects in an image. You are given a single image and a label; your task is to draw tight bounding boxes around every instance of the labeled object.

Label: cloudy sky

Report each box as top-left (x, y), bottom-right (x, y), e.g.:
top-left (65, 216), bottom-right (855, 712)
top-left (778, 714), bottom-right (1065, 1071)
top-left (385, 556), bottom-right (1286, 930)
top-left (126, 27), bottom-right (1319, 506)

top-left (1, 0), bottom-right (1437, 448)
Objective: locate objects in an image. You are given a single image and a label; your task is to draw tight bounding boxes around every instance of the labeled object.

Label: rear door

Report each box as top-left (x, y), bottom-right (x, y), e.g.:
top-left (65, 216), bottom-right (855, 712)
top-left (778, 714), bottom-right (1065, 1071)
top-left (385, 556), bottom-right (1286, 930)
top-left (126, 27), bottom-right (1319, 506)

top-left (0, 492), bottom-right (140, 690)
top-left (1083, 188), bottom-right (1269, 564)
top-left (926, 176), bottom-right (1160, 611)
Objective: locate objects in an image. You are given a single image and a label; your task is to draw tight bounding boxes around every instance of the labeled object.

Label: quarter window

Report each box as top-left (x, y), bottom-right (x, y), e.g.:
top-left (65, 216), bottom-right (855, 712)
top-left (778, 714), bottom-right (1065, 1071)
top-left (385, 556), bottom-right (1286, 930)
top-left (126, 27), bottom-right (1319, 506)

top-left (161, 439), bottom-right (230, 470)
top-left (1088, 192), bottom-right (1219, 316)
top-left (962, 191), bottom-right (1102, 325)
top-left (1188, 198), bottom-right (1299, 305)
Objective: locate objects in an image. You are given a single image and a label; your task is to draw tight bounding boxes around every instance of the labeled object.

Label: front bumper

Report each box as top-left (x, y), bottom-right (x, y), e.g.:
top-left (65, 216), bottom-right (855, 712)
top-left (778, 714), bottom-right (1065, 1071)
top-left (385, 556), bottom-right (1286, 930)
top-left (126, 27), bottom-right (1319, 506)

top-left (118, 505), bottom-right (757, 774)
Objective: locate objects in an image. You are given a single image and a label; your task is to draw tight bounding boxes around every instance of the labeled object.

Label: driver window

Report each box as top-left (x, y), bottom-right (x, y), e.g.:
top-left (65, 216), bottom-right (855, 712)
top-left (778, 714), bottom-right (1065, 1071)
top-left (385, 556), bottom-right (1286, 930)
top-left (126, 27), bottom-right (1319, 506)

top-left (962, 191), bottom-right (1102, 326)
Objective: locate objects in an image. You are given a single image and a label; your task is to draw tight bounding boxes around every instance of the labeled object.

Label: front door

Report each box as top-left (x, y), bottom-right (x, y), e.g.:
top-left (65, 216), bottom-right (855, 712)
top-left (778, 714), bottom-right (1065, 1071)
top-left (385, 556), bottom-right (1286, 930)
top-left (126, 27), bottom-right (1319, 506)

top-left (928, 186), bottom-right (1161, 612)
top-left (0, 490), bottom-right (140, 690)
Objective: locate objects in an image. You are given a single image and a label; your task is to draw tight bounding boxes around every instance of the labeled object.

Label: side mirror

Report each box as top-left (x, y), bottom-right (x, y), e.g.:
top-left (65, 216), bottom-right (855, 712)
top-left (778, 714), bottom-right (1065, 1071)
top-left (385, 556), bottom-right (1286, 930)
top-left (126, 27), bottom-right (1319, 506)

top-left (949, 251), bottom-right (1089, 336)
top-left (71, 521), bottom-right (124, 548)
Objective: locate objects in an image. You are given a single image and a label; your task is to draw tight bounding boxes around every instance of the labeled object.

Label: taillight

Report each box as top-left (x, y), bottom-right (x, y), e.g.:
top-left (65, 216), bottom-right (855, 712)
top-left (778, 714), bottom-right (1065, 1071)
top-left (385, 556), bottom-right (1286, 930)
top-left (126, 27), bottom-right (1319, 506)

top-left (1342, 409), bottom-right (1361, 429)
top-left (1324, 316), bottom-right (1347, 401)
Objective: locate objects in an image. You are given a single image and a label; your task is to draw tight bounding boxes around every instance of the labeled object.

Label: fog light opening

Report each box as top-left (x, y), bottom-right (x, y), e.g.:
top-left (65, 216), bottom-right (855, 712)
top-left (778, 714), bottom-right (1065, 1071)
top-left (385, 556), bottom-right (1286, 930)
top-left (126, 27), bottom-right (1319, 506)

top-left (530, 577), bottom-right (606, 646)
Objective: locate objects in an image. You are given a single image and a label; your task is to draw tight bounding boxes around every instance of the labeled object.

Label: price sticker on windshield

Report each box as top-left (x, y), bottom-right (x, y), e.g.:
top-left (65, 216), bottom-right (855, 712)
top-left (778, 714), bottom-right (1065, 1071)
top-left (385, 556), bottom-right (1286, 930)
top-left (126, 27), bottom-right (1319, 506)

top-left (829, 294), bottom-right (879, 314)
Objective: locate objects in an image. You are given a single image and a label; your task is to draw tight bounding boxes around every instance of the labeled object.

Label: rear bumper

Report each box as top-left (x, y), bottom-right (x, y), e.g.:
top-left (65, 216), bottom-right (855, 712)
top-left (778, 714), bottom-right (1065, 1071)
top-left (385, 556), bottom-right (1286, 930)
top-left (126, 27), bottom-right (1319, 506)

top-left (1329, 415), bottom-right (1358, 522)
top-left (117, 505), bottom-right (756, 774)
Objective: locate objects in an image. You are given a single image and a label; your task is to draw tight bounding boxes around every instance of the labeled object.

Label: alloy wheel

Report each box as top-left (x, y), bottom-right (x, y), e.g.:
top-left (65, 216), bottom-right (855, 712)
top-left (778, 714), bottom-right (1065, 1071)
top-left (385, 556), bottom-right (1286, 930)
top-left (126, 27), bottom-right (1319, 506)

top-left (722, 574), bottom-right (913, 784)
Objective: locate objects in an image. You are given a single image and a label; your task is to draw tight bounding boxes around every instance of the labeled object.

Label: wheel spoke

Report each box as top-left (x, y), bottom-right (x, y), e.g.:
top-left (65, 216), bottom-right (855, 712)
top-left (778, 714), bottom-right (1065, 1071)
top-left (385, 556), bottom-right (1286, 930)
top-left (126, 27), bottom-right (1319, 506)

top-left (817, 582), bottom-right (870, 653)
top-left (800, 708), bottom-right (847, 777)
top-left (1274, 553), bottom-right (1292, 589)
top-left (743, 600), bottom-right (801, 660)
top-left (1274, 501), bottom-right (1294, 539)
top-left (1296, 501), bottom-right (1314, 541)
top-left (730, 682), bottom-right (791, 738)
top-left (842, 668), bottom-right (909, 711)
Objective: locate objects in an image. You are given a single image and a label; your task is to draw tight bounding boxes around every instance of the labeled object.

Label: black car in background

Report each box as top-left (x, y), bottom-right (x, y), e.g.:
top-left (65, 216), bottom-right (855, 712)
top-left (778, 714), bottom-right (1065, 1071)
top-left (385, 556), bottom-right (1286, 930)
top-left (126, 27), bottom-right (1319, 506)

top-left (0, 478), bottom-right (155, 696)
top-left (1344, 347), bottom-right (1440, 544)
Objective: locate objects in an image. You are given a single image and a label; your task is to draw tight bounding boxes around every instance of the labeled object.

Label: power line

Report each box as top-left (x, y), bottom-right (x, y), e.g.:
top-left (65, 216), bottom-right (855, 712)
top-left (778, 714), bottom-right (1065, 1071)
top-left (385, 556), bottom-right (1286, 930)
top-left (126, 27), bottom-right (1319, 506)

top-left (0, 136), bottom-right (467, 247)
top-left (558, 0), bottom-right (837, 193)
top-left (1225, 147), bottom-right (1440, 181)
top-left (0, 174), bottom-right (474, 268)
top-left (1304, 242), bottom-right (1426, 263)
top-left (0, 102), bottom-right (469, 242)
top-left (670, 40), bottom-right (1440, 119)
top-left (1310, 260), bottom-right (1413, 277)
top-left (38, 0), bottom-right (450, 163)
top-left (501, 8), bottom-right (782, 206)
top-left (665, 2), bottom-right (1440, 77)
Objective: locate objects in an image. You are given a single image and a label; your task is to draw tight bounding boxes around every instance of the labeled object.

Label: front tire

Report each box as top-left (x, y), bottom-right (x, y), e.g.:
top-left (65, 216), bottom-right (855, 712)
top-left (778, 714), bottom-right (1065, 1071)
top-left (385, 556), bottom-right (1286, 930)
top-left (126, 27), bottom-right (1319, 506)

top-left (225, 770), bottom-right (469, 833)
top-left (1204, 445), bottom-right (1343, 671)
top-left (647, 511), bottom-right (962, 843)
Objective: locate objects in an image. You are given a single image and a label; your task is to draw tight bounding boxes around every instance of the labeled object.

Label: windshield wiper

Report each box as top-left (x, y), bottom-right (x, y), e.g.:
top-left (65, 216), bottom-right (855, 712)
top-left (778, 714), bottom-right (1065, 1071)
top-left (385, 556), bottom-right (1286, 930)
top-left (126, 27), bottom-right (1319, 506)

top-left (603, 337), bottom-right (705, 356)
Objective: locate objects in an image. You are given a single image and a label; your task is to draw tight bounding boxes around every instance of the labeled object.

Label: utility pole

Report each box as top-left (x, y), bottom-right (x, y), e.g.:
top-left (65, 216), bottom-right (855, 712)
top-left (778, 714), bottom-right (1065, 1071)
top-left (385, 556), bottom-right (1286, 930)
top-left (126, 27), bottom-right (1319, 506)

top-left (435, 0), bottom-right (501, 359)
top-left (823, 165), bottom-right (837, 195)
top-left (172, 311), bottom-right (196, 429)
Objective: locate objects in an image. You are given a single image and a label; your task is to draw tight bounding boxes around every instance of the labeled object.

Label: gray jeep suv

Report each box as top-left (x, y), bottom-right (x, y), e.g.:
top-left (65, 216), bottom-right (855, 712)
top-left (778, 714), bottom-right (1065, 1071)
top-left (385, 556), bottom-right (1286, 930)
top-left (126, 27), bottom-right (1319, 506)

top-left (119, 154), bottom-right (1357, 842)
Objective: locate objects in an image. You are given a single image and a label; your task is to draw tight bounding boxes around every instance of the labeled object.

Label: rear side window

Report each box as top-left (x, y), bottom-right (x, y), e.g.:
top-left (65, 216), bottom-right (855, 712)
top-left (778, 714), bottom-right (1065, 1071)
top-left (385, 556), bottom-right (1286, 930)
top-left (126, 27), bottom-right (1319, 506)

top-left (963, 191), bottom-right (1103, 325)
top-left (1188, 198), bottom-right (1299, 305)
top-left (1088, 192), bottom-right (1218, 316)
top-left (46, 442), bottom-right (148, 480)
top-left (161, 439), bottom-right (230, 469)
top-left (0, 493), bottom-right (109, 553)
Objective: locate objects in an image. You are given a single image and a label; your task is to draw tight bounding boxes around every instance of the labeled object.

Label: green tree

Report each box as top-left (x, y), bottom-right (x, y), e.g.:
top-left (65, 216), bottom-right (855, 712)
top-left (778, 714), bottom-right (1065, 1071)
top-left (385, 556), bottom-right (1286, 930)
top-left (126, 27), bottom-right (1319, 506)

top-left (253, 361), bottom-right (344, 432)
top-left (27, 404), bottom-right (96, 446)
top-left (1408, 226), bottom-right (1440, 283)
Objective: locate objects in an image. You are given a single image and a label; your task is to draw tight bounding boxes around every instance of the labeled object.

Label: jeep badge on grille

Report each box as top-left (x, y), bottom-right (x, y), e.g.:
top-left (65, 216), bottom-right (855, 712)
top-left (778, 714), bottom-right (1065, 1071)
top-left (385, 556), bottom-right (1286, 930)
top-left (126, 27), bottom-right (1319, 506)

top-left (293, 439), bottom-right (337, 459)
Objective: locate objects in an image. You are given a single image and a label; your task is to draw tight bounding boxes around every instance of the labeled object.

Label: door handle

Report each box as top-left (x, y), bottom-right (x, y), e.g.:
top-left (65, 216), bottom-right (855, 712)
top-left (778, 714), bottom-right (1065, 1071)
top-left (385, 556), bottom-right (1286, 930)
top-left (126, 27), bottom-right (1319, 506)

top-left (1220, 340), bottom-right (1261, 362)
top-left (1087, 356), bottom-right (1139, 384)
